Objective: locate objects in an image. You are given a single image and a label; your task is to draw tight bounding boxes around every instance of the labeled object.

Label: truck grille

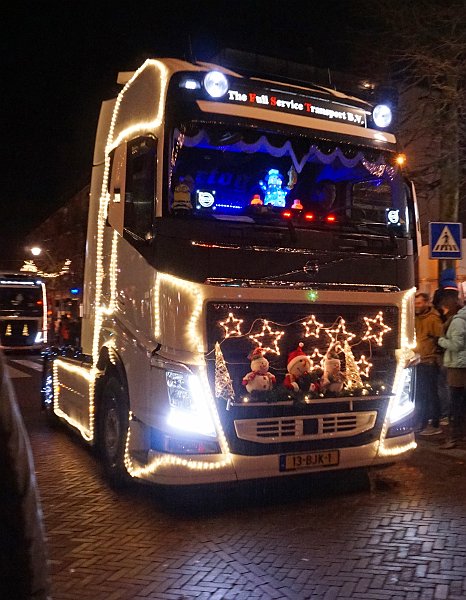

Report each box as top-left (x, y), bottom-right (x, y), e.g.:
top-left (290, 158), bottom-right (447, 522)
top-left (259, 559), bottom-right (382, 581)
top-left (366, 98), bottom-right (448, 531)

top-left (234, 411), bottom-right (377, 443)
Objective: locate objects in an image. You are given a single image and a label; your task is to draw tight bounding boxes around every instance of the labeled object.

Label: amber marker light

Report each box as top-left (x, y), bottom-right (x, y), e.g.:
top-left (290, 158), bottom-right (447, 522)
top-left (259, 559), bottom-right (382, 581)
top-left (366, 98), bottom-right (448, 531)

top-left (395, 153), bottom-right (406, 166)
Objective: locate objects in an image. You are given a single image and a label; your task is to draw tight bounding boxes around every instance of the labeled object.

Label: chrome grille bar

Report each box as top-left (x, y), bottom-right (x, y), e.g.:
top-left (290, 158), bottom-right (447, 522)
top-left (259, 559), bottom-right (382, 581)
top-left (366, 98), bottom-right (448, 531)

top-left (234, 411), bottom-right (377, 443)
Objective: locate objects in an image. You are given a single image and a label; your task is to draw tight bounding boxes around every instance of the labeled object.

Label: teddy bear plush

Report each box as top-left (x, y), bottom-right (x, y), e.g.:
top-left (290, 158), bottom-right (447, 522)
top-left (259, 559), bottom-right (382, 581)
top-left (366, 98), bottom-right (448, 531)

top-left (321, 353), bottom-right (346, 393)
top-left (242, 348), bottom-right (276, 393)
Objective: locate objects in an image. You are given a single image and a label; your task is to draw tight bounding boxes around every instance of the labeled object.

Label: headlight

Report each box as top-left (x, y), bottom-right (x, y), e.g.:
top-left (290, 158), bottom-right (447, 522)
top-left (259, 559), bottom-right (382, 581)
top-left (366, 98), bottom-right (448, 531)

top-left (387, 367), bottom-right (414, 425)
top-left (373, 104), bottom-right (392, 128)
top-left (166, 371), bottom-right (216, 437)
top-left (204, 71), bottom-right (229, 98)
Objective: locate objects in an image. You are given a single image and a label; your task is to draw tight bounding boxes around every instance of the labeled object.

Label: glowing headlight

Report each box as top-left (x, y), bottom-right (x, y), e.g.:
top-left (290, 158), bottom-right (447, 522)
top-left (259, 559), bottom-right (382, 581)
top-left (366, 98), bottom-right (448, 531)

top-left (166, 371), bottom-right (216, 437)
top-left (387, 367), bottom-right (414, 425)
top-left (204, 71), bottom-right (229, 98)
top-left (373, 104), bottom-right (392, 128)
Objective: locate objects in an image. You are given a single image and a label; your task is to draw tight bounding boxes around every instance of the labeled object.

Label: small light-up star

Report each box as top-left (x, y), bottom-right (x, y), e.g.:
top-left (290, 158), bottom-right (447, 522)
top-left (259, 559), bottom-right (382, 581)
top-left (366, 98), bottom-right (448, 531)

top-left (309, 347), bottom-right (325, 369)
top-left (219, 312), bottom-right (243, 338)
top-left (249, 320), bottom-right (285, 355)
top-left (302, 315), bottom-right (323, 338)
top-left (362, 311), bottom-right (391, 346)
top-left (356, 355), bottom-right (373, 378)
top-left (325, 318), bottom-right (356, 352)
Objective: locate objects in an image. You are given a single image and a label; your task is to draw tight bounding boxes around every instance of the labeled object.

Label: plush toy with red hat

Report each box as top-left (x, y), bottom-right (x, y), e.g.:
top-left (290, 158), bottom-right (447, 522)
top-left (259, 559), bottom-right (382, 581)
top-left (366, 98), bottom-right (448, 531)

top-left (242, 347), bottom-right (276, 393)
top-left (283, 342), bottom-right (315, 393)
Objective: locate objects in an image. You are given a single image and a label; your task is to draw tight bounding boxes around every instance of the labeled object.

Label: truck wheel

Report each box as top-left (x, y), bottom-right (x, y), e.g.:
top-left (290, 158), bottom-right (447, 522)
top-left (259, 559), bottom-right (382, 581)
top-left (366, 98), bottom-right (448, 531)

top-left (99, 377), bottom-right (131, 488)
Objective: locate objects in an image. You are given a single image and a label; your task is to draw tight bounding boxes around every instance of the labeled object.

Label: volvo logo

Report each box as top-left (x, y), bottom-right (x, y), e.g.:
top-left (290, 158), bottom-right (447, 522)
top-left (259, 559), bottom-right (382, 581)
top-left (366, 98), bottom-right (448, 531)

top-left (304, 261), bottom-right (319, 276)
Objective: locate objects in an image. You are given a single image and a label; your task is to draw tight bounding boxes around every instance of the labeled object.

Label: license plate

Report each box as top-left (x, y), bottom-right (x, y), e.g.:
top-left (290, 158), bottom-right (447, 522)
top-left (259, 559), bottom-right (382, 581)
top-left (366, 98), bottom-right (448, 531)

top-left (279, 450), bottom-right (340, 472)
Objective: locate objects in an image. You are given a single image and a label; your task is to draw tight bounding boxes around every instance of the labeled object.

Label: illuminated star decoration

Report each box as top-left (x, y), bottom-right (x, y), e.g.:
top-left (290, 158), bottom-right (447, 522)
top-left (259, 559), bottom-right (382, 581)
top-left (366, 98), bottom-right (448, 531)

top-left (356, 355), bottom-right (373, 378)
top-left (302, 315), bottom-right (323, 338)
top-left (219, 312), bottom-right (244, 338)
top-left (309, 347), bottom-right (325, 370)
top-left (362, 311), bottom-right (391, 346)
top-left (249, 320), bottom-right (285, 356)
top-left (325, 318), bottom-right (356, 353)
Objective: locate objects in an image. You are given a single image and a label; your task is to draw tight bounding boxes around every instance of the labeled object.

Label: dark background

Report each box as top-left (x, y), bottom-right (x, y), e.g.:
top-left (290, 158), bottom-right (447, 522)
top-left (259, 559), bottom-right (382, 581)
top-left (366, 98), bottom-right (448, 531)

top-left (3, 1), bottom-right (363, 257)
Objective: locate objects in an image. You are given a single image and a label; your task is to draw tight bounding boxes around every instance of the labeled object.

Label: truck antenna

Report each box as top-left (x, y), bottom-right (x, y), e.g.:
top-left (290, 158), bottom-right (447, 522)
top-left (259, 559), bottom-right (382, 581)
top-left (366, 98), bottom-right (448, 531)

top-left (187, 35), bottom-right (196, 64)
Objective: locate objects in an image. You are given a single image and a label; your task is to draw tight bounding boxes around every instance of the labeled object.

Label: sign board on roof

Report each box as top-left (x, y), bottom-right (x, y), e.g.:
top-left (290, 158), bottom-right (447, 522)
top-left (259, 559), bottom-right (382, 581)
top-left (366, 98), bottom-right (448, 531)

top-left (223, 84), bottom-right (368, 127)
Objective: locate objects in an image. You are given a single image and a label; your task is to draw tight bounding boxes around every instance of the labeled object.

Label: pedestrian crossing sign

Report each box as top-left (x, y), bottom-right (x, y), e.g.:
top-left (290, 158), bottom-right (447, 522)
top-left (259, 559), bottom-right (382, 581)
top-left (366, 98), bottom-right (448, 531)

top-left (429, 222), bottom-right (462, 259)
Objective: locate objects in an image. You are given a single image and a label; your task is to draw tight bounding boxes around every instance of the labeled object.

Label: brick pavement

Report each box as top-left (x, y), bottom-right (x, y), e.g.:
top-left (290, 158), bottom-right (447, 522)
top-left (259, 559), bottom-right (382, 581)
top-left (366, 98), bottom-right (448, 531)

top-left (9, 360), bottom-right (466, 600)
top-left (25, 412), bottom-right (466, 600)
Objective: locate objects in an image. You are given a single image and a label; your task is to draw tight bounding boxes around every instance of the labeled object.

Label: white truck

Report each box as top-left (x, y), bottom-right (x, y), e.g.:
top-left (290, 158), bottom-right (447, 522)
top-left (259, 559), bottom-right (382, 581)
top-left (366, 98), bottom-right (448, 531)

top-left (43, 57), bottom-right (419, 487)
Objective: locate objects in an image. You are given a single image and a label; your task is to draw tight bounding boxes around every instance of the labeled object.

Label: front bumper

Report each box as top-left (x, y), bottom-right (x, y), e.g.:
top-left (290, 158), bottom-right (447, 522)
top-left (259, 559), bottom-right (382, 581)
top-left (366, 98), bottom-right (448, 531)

top-left (133, 432), bottom-right (415, 486)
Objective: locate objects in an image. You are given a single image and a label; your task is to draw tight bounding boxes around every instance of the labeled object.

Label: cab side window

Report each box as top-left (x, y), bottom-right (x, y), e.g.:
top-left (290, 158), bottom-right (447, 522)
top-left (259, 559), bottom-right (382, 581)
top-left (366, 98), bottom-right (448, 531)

top-left (124, 136), bottom-right (156, 245)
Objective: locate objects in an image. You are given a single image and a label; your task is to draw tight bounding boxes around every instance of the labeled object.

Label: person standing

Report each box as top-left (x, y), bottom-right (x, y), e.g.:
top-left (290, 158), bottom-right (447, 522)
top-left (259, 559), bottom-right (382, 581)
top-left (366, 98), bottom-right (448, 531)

top-left (437, 290), bottom-right (466, 449)
top-left (0, 353), bottom-right (51, 599)
top-left (414, 292), bottom-right (444, 436)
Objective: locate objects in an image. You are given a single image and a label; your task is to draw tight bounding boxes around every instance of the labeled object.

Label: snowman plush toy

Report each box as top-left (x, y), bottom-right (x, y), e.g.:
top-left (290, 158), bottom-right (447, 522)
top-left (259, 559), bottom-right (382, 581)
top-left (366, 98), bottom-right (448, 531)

top-left (242, 348), bottom-right (276, 393)
top-left (283, 342), bottom-right (315, 393)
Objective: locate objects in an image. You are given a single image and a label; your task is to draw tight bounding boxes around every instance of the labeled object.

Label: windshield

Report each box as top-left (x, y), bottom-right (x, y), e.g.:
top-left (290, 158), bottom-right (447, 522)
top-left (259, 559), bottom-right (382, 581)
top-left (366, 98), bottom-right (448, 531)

top-left (0, 287), bottom-right (43, 315)
top-left (168, 123), bottom-right (410, 236)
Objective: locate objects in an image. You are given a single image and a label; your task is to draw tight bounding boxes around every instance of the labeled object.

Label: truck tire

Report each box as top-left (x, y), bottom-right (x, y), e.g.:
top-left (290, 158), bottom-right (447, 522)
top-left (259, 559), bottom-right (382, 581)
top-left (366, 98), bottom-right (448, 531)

top-left (99, 376), bottom-right (131, 488)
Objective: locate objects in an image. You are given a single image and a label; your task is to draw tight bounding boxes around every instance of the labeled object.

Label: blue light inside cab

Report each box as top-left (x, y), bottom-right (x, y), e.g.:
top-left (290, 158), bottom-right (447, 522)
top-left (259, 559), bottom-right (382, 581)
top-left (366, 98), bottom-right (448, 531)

top-left (180, 79), bottom-right (200, 90)
top-left (216, 203), bottom-right (242, 210)
top-left (259, 168), bottom-right (288, 208)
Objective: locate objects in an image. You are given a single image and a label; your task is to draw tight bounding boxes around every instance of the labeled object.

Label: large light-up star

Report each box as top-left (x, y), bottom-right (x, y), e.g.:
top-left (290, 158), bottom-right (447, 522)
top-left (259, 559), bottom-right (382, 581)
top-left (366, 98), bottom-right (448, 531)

top-left (362, 311), bottom-right (391, 346)
top-left (325, 318), bottom-right (356, 352)
top-left (249, 320), bottom-right (285, 355)
top-left (356, 355), bottom-right (373, 378)
top-left (219, 312), bottom-right (244, 338)
top-left (302, 315), bottom-right (323, 338)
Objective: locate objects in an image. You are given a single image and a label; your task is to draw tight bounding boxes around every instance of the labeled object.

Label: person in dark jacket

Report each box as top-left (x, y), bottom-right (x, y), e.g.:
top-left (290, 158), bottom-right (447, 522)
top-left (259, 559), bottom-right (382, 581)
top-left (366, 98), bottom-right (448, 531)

top-left (437, 290), bottom-right (466, 449)
top-left (0, 353), bottom-right (51, 599)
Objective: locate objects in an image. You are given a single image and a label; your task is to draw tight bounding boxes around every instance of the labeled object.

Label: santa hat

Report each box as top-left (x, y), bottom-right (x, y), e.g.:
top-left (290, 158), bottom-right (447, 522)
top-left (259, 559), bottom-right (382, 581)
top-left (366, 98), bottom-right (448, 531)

top-left (287, 342), bottom-right (307, 370)
top-left (249, 347), bottom-right (265, 362)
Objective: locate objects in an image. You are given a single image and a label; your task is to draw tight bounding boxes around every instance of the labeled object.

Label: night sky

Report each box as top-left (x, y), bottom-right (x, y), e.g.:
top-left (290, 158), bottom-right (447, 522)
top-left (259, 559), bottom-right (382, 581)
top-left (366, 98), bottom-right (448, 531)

top-left (4, 1), bottom-right (360, 257)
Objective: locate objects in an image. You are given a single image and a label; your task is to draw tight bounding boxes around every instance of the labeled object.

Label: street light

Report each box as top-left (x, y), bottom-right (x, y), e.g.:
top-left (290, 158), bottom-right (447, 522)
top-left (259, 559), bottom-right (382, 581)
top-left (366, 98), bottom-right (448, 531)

top-left (21, 247), bottom-right (71, 279)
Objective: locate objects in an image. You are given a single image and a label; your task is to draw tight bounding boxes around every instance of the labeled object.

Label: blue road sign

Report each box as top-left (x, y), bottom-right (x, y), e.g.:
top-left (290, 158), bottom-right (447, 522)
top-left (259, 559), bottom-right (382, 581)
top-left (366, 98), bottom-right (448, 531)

top-left (429, 222), bottom-right (462, 259)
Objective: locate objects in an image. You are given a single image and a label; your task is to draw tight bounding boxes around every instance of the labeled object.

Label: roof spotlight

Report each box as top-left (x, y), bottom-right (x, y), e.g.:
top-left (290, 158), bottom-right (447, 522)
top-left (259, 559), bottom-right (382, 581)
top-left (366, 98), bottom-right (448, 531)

top-left (204, 71), bottom-right (229, 98)
top-left (373, 104), bottom-right (392, 128)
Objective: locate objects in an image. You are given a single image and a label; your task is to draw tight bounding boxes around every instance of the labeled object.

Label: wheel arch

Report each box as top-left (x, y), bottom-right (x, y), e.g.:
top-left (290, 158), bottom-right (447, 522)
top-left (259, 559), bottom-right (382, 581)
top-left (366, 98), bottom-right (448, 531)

top-left (94, 346), bottom-right (130, 442)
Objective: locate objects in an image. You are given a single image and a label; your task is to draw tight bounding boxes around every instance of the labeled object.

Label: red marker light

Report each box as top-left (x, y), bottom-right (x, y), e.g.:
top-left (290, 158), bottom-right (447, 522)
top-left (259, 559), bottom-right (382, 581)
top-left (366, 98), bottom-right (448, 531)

top-left (282, 210), bottom-right (292, 219)
top-left (326, 214), bottom-right (337, 223)
top-left (304, 212), bottom-right (315, 221)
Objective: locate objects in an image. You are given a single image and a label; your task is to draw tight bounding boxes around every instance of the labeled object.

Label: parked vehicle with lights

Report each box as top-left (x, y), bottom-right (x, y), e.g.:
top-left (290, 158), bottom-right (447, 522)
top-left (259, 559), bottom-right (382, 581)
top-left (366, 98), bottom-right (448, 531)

top-left (0, 274), bottom-right (47, 351)
top-left (42, 56), bottom-right (420, 488)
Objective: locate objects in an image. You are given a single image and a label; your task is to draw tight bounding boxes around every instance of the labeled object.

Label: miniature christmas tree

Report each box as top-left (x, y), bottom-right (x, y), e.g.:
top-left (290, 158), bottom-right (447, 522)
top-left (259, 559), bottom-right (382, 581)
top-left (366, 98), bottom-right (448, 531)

top-left (214, 342), bottom-right (235, 409)
top-left (342, 340), bottom-right (363, 390)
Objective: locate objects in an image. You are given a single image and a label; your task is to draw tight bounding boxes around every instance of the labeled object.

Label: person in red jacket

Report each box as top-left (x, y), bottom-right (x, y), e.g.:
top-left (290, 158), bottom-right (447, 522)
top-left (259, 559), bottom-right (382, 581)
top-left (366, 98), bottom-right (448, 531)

top-left (0, 353), bottom-right (51, 599)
